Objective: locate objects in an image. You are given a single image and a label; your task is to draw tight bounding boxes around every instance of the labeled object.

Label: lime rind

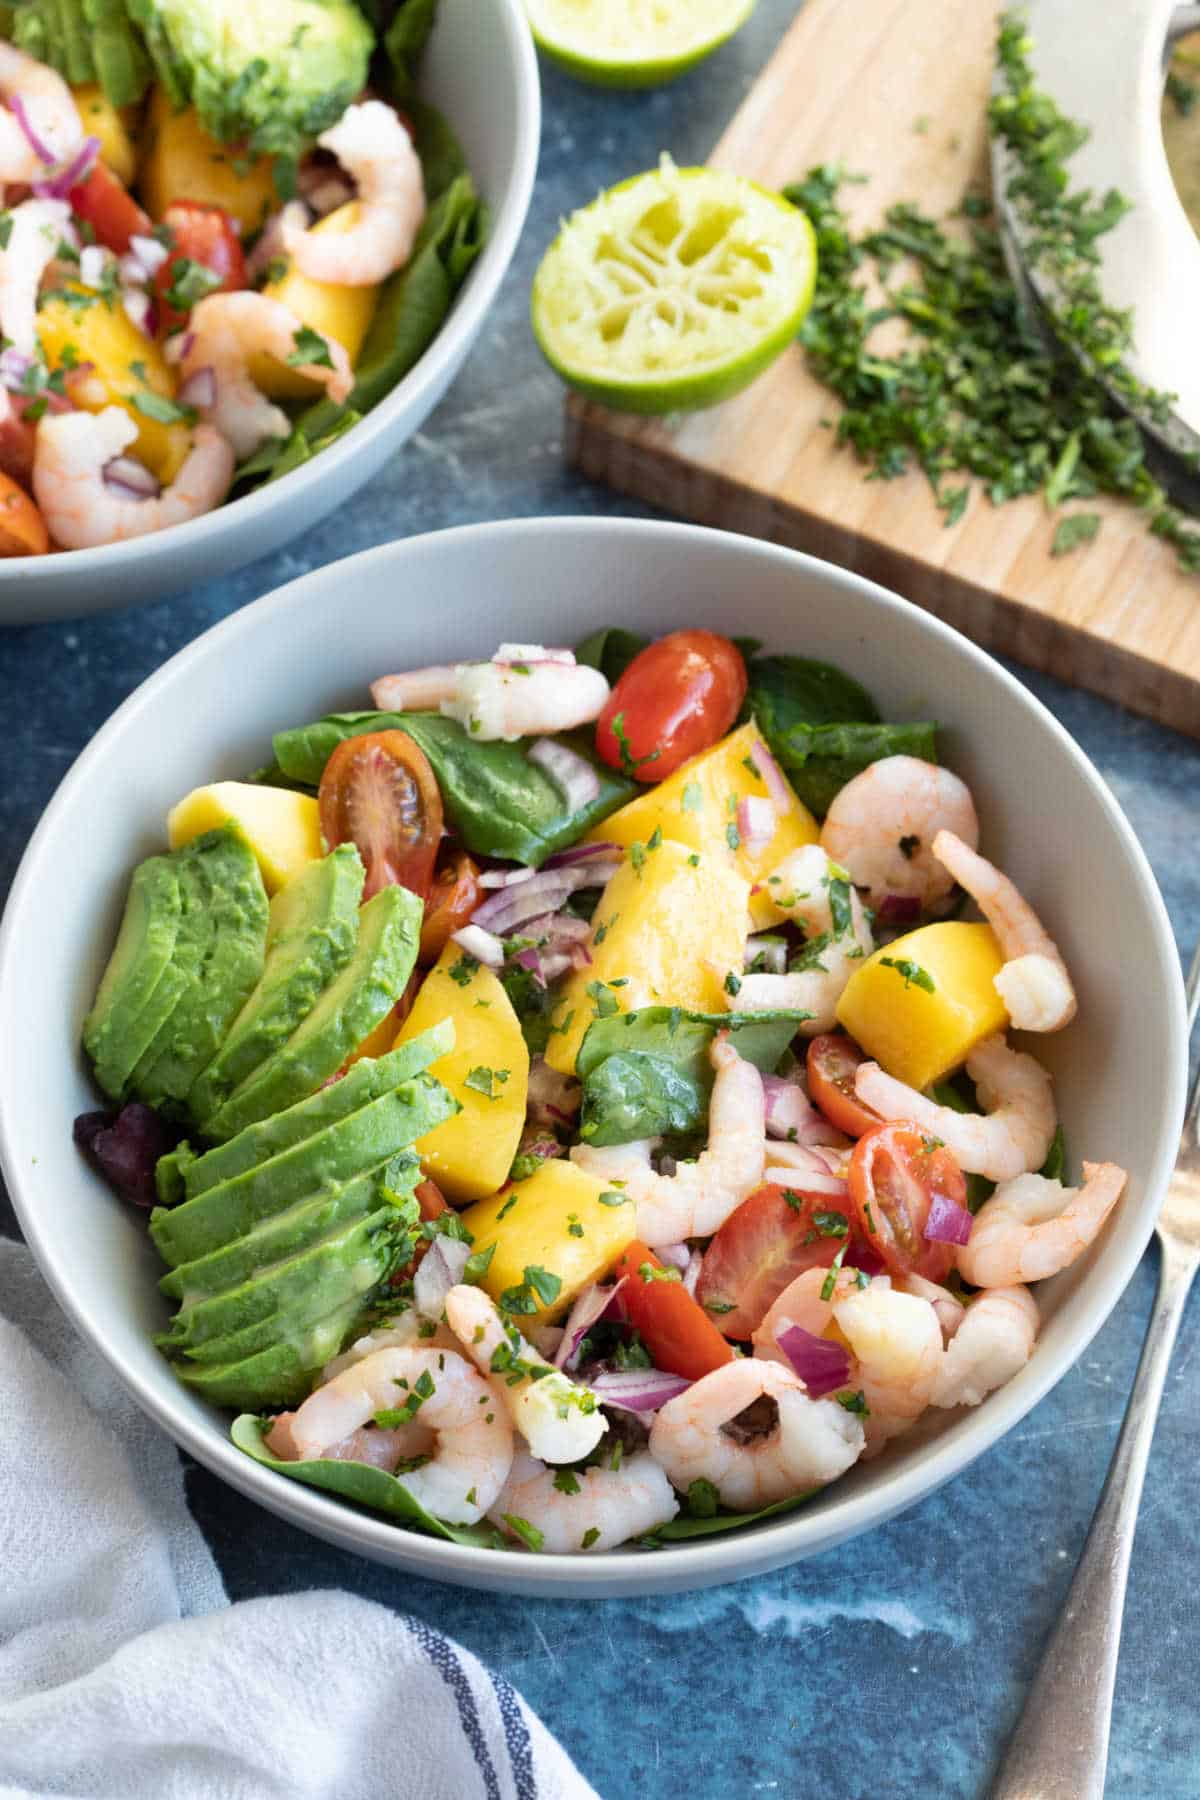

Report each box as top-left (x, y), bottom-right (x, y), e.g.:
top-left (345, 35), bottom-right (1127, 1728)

top-left (532, 156), bottom-right (817, 414)
top-left (524, 0), bottom-right (757, 89)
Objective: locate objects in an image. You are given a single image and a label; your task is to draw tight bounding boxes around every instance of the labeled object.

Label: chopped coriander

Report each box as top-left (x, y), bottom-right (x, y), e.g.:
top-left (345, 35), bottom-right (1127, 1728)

top-left (449, 953), bottom-right (479, 986)
top-left (687, 853), bottom-right (701, 867)
top-left (593, 912), bottom-right (618, 945)
top-left (500, 1264), bottom-right (563, 1315)
top-left (837, 1389), bottom-right (870, 1416)
top-left (287, 324), bottom-right (334, 369)
top-left (863, 1200), bottom-right (877, 1234)
top-left (725, 822), bottom-right (741, 851)
top-left (686, 1478), bottom-right (721, 1518)
top-left (496, 1191), bottom-right (520, 1221)
top-left (164, 257), bottom-right (222, 313)
top-left (823, 874), bottom-right (854, 939)
top-left (813, 1210), bottom-right (850, 1238)
top-left (598, 1189), bottom-right (630, 1207)
top-left (879, 955), bottom-right (936, 993)
top-left (131, 389), bottom-right (196, 426)
top-left (465, 1486), bottom-right (478, 1506)
top-left (741, 754), bottom-right (762, 779)
top-left (503, 1514), bottom-right (545, 1553)
top-left (586, 979), bottom-right (621, 1019)
top-left (704, 1297), bottom-right (735, 1315)
top-left (609, 1440), bottom-right (624, 1472)
top-left (567, 1214), bottom-right (585, 1239)
top-left (724, 971), bottom-right (742, 997)
top-left (611, 711), bottom-right (661, 778)
top-left (820, 1245), bottom-right (848, 1303)
top-left (463, 1243), bottom-right (496, 1285)
top-left (0, 213), bottom-right (12, 249)
top-left (681, 780), bottom-right (704, 812)
top-left (581, 1526), bottom-right (601, 1549)
top-left (553, 1468), bottom-right (582, 1496)
top-left (373, 1367), bottom-right (435, 1427)
top-left (464, 1065), bottom-right (509, 1100)
top-left (638, 1260), bottom-right (681, 1284)
top-left (1051, 513), bottom-right (1101, 557)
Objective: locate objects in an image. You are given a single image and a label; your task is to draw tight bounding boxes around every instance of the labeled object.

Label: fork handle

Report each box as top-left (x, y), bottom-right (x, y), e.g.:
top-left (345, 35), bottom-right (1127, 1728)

top-left (988, 1238), bottom-right (1197, 1800)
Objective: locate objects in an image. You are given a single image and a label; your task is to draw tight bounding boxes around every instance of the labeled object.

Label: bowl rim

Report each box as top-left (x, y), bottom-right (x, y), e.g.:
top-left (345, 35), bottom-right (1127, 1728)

top-left (0, 0), bottom-right (541, 593)
top-left (0, 515), bottom-right (1187, 1593)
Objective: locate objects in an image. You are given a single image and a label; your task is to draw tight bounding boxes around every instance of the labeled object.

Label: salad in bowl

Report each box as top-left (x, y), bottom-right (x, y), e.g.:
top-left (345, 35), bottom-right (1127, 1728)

top-left (74, 617), bottom-right (1129, 1556)
top-left (0, 0), bottom-right (485, 555)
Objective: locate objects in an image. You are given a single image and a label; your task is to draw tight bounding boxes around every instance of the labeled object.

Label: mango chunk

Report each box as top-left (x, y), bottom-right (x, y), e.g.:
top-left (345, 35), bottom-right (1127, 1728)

top-left (395, 945), bottom-right (529, 1202)
top-left (37, 288), bottom-right (190, 483)
top-left (167, 783), bottom-right (321, 895)
top-left (73, 85), bottom-right (136, 185)
top-left (588, 722), bottom-right (819, 931)
top-left (139, 92), bottom-right (276, 234)
top-left (459, 1159), bottom-right (637, 1325)
top-left (251, 203), bottom-right (379, 400)
top-left (544, 836), bottom-right (750, 1077)
top-left (835, 921), bottom-right (1007, 1091)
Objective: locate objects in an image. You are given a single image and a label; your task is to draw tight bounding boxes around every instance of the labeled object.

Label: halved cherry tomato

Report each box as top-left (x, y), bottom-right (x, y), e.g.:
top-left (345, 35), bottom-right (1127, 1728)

top-left (848, 1122), bottom-right (966, 1283)
top-left (613, 1241), bottom-right (735, 1380)
top-left (391, 1177), bottom-right (449, 1285)
top-left (419, 850), bottom-right (481, 965)
top-left (807, 1033), bottom-right (884, 1139)
top-left (695, 1183), bottom-right (851, 1340)
top-left (319, 730), bottom-right (444, 903)
top-left (153, 200), bottom-right (247, 333)
top-left (595, 630), bottom-right (748, 782)
top-left (0, 472), bottom-right (48, 555)
top-left (68, 162), bottom-right (151, 254)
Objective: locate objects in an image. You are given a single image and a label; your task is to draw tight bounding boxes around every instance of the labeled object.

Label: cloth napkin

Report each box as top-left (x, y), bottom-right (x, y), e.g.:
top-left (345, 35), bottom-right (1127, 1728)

top-left (0, 1240), bottom-right (598, 1800)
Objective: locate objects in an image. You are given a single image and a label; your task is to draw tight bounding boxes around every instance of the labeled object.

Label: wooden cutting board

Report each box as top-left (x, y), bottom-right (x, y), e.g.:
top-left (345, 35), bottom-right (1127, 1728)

top-left (565, 0), bottom-right (1200, 738)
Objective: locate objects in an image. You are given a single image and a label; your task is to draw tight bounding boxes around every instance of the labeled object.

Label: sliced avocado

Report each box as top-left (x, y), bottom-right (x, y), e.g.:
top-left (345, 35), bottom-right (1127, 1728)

top-left (174, 1292), bottom-right (372, 1409)
top-left (132, 827), bottom-right (269, 1109)
top-left (155, 1140), bottom-right (198, 1207)
top-left (150, 1072), bottom-right (455, 1267)
top-left (159, 1153), bottom-right (419, 1304)
top-left (176, 1023), bottom-right (453, 1203)
top-left (188, 845), bottom-right (364, 1128)
top-left (160, 1206), bottom-right (404, 1361)
top-left (204, 883), bottom-right (423, 1141)
top-left (84, 855), bottom-right (184, 1100)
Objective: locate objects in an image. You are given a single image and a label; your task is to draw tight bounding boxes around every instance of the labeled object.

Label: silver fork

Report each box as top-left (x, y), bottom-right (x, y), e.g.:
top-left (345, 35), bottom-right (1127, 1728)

top-left (988, 943), bottom-right (1200, 1799)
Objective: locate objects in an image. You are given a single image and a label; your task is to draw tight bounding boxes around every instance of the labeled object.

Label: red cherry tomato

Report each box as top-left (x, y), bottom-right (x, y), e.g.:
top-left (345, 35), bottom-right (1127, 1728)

top-left (807, 1033), bottom-right (884, 1139)
top-left (848, 1122), bottom-right (966, 1283)
top-left (152, 200), bottom-right (246, 333)
top-left (392, 1177), bottom-right (449, 1285)
top-left (613, 1241), bottom-right (735, 1381)
top-left (595, 630), bottom-right (748, 783)
top-left (318, 730), bottom-right (444, 904)
top-left (695, 1183), bottom-right (851, 1340)
top-left (418, 850), bottom-right (481, 965)
top-left (68, 162), bottom-right (152, 254)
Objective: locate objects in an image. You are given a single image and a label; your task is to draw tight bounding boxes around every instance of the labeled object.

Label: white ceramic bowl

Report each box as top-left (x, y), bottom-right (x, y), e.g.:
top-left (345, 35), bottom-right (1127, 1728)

top-left (0, 518), bottom-right (1186, 1597)
top-left (0, 0), bottom-right (539, 627)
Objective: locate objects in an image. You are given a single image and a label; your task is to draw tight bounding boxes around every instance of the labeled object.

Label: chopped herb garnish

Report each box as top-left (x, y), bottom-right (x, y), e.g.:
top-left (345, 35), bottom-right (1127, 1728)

top-left (373, 1367), bottom-right (435, 1428)
top-left (164, 258), bottom-right (222, 313)
top-left (725, 822), bottom-right (741, 851)
top-left (837, 1388), bottom-right (870, 1416)
top-left (686, 1478), bottom-right (721, 1518)
top-left (611, 711), bottom-right (661, 778)
top-left (449, 953), bottom-right (479, 986)
top-left (553, 1468), bottom-right (582, 1496)
top-left (464, 1064), bottom-right (509, 1100)
top-left (463, 1243), bottom-right (496, 1285)
top-left (503, 1513), bottom-right (545, 1553)
top-left (638, 1260), bottom-right (681, 1284)
top-left (724, 970), bottom-right (742, 997)
top-left (586, 979), bottom-right (621, 1019)
top-left (820, 1245), bottom-right (848, 1303)
top-left (496, 1191), bottom-right (520, 1221)
top-left (879, 955), bottom-right (936, 993)
top-left (581, 1526), bottom-right (601, 1549)
top-left (287, 323), bottom-right (334, 369)
top-left (704, 1297), bottom-right (735, 1315)
top-left (598, 1189), bottom-right (630, 1207)
top-left (130, 389), bottom-right (196, 426)
top-left (681, 780), bottom-right (704, 813)
top-left (500, 1264), bottom-right (563, 1315)
top-left (813, 1210), bottom-right (850, 1238)
top-left (1050, 512), bottom-right (1101, 557)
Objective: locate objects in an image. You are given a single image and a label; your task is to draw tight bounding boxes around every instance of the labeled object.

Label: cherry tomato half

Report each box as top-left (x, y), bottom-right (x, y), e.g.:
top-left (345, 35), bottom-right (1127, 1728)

top-left (392, 1177), bottom-right (449, 1286)
top-left (419, 850), bottom-right (481, 965)
top-left (807, 1033), bottom-right (884, 1139)
top-left (0, 471), bottom-right (47, 555)
top-left (614, 1241), bottom-right (735, 1381)
top-left (68, 162), bottom-right (151, 254)
top-left (695, 1183), bottom-right (851, 1340)
top-left (595, 629), bottom-right (748, 783)
top-left (848, 1122), bottom-right (966, 1283)
top-left (153, 200), bottom-right (247, 333)
top-left (319, 730), bottom-right (444, 904)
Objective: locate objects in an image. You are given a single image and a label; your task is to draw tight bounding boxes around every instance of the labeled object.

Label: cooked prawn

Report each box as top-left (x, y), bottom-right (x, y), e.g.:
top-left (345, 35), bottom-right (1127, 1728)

top-left (33, 407), bottom-right (234, 549)
top-left (820, 755), bottom-right (979, 915)
top-left (441, 661), bottom-right (611, 742)
top-left (270, 1345), bottom-right (513, 1524)
top-left (902, 1272), bottom-right (966, 1343)
top-left (181, 292), bottom-right (353, 459)
top-left (443, 1283), bottom-right (607, 1465)
top-left (855, 1033), bottom-right (1057, 1181)
top-left (956, 1163), bottom-right (1127, 1287)
top-left (736, 844), bottom-right (875, 1034)
top-left (0, 44), bottom-right (82, 184)
top-left (320, 1307), bottom-right (458, 1382)
top-left (832, 1281), bottom-right (943, 1456)
top-left (751, 1264), bottom-right (864, 1363)
top-left (932, 829), bottom-right (1077, 1032)
top-left (0, 197), bottom-right (71, 354)
top-left (571, 1036), bottom-right (765, 1246)
top-left (282, 101), bottom-right (425, 286)
top-left (930, 1285), bottom-right (1039, 1407)
top-left (264, 1413), bottom-right (435, 1472)
top-left (761, 1137), bottom-right (850, 1197)
top-left (490, 1449), bottom-right (679, 1553)
top-left (648, 1356), bottom-right (865, 1508)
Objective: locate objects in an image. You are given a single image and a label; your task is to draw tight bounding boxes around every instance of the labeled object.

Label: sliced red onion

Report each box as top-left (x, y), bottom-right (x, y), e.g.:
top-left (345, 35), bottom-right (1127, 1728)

top-left (32, 134), bottom-right (99, 198)
top-left (79, 243), bottom-right (109, 290)
top-left (763, 1075), bottom-right (848, 1148)
top-left (450, 923), bottom-right (505, 967)
top-left (413, 1235), bottom-right (471, 1319)
top-left (776, 1323), bottom-right (852, 1398)
top-left (763, 1152), bottom-right (849, 1199)
top-left (493, 642), bottom-right (575, 666)
top-left (477, 865), bottom-right (536, 890)
top-left (471, 861), bottom-right (617, 936)
top-left (877, 893), bottom-right (923, 927)
top-left (754, 739), bottom-right (793, 813)
top-left (163, 329), bottom-right (195, 366)
top-left (682, 1249), bottom-right (702, 1297)
top-left (122, 289), bottom-right (153, 336)
top-left (371, 666), bottom-right (461, 712)
top-left (0, 347), bottom-right (31, 389)
top-left (102, 454), bottom-right (161, 500)
top-left (10, 94), bottom-right (56, 164)
top-left (528, 736), bottom-right (601, 812)
top-left (555, 1279), bottom-right (625, 1371)
top-left (745, 933), bottom-right (788, 974)
top-left (118, 252), bottom-right (147, 286)
top-left (527, 1057), bottom-right (580, 1126)
top-left (129, 232), bottom-right (169, 276)
top-left (537, 911), bottom-right (592, 949)
top-left (924, 1192), bottom-right (974, 1246)
top-left (656, 1242), bottom-right (691, 1274)
top-left (738, 794), bottom-right (777, 854)
top-left (543, 840), bottom-right (620, 871)
top-left (589, 1369), bottom-right (692, 1412)
top-left (176, 366), bottom-right (216, 410)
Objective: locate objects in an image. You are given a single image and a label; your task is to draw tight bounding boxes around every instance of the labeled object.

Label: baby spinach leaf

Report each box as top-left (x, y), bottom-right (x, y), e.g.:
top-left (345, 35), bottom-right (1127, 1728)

top-left (575, 626), bottom-right (649, 684)
top-left (928, 1076), bottom-right (995, 1212)
top-left (577, 1006), bottom-right (809, 1144)
top-left (645, 1486), bottom-right (818, 1543)
top-left (272, 712), bottom-right (634, 866)
top-left (1039, 1124), bottom-right (1067, 1183)
top-left (746, 654), bottom-right (880, 732)
top-left (232, 1414), bottom-right (499, 1547)
top-left (761, 718), bottom-right (939, 818)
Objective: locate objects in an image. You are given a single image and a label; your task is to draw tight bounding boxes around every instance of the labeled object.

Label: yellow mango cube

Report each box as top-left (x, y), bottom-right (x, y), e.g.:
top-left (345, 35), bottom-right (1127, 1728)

top-left (544, 836), bottom-right (750, 1077)
top-left (835, 921), bottom-right (1007, 1090)
top-left (139, 93), bottom-right (277, 234)
top-left (73, 85), bottom-right (136, 185)
top-left (167, 783), bottom-right (321, 894)
top-left (395, 946), bottom-right (529, 1202)
top-left (37, 288), bottom-right (190, 483)
top-left (588, 722), bottom-right (819, 930)
top-left (459, 1159), bottom-right (637, 1325)
top-left (251, 204), bottom-right (378, 400)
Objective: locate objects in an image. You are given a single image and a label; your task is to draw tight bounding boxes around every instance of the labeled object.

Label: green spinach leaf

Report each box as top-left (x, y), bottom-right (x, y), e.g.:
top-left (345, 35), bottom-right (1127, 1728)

top-left (645, 1486), bottom-right (818, 1542)
top-left (746, 654), bottom-right (880, 732)
top-left (575, 626), bottom-right (649, 684)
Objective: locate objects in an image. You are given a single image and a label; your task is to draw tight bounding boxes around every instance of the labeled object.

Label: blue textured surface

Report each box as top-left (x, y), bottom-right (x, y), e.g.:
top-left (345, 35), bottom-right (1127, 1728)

top-left (2, 6), bottom-right (1198, 1795)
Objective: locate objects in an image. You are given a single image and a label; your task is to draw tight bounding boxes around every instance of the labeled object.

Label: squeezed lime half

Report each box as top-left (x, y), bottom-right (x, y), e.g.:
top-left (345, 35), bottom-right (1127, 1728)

top-left (523, 0), bottom-right (757, 88)
top-left (531, 157), bottom-right (818, 414)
